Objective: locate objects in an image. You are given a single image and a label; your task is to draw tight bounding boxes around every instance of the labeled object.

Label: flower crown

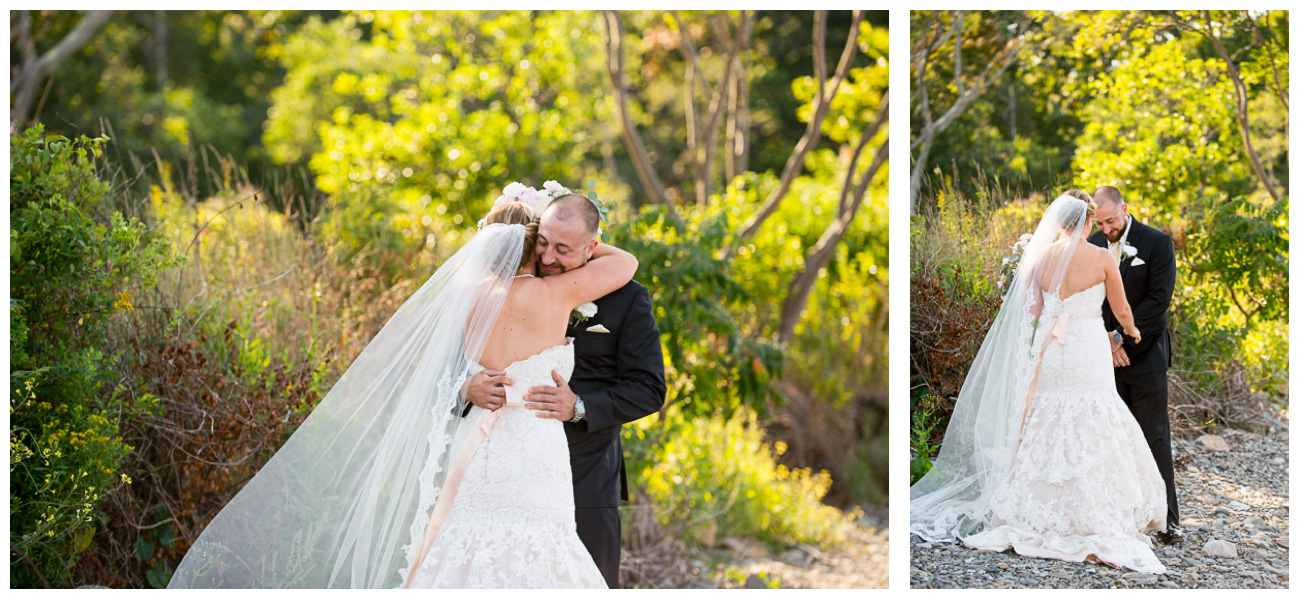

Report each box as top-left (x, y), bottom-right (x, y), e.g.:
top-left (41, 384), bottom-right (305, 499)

top-left (482, 180), bottom-right (609, 234)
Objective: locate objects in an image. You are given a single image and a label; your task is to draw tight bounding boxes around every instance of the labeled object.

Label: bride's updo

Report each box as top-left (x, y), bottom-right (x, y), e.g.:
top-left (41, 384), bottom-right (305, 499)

top-left (1057, 189), bottom-right (1097, 231)
top-left (482, 202), bottom-right (540, 274)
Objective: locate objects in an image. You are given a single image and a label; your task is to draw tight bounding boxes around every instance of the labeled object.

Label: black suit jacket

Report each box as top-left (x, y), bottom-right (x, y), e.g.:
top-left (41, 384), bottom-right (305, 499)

top-left (563, 279), bottom-right (667, 508)
top-left (1087, 218), bottom-right (1176, 374)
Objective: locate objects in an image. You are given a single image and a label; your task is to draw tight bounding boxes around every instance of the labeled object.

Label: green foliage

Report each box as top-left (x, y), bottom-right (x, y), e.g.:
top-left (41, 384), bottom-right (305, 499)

top-left (909, 389), bottom-right (945, 484)
top-left (9, 125), bottom-right (166, 587)
top-left (624, 409), bottom-right (859, 548)
top-left (912, 10), bottom-right (1288, 209)
top-left (267, 10), bottom-right (610, 227)
top-left (1174, 195), bottom-right (1289, 395)
top-left (610, 207), bottom-right (785, 419)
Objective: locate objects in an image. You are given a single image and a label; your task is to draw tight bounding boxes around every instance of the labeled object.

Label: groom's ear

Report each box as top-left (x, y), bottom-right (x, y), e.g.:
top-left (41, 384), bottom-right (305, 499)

top-left (584, 238), bottom-right (599, 260)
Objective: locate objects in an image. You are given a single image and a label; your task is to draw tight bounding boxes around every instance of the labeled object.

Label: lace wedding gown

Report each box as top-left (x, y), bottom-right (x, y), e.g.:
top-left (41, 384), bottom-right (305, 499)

top-left (961, 282), bottom-right (1168, 573)
top-left (401, 342), bottom-right (608, 588)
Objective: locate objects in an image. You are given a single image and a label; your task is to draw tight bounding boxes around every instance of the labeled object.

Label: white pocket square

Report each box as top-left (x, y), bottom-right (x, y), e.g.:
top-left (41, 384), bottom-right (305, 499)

top-left (586, 324), bottom-right (610, 333)
top-left (1131, 257), bottom-right (1146, 266)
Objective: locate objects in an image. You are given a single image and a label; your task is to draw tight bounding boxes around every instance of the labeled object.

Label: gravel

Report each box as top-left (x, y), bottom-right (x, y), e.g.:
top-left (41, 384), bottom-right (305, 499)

top-left (910, 426), bottom-right (1289, 589)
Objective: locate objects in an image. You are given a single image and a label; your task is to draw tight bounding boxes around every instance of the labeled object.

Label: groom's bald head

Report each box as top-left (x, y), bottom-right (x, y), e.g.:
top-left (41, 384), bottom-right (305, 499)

top-left (1093, 186), bottom-right (1124, 209)
top-left (1093, 186), bottom-right (1128, 242)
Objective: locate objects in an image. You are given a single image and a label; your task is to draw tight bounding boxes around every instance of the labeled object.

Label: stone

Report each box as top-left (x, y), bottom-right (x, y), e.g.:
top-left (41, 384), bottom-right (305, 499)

top-left (1274, 537), bottom-right (1288, 549)
top-left (1246, 517), bottom-right (1267, 528)
top-left (1125, 572), bottom-right (1158, 584)
top-left (1048, 569), bottom-right (1071, 579)
top-left (1229, 500), bottom-right (1251, 511)
top-left (721, 536), bottom-right (771, 560)
top-left (744, 574), bottom-right (769, 589)
top-left (1203, 539), bottom-right (1238, 559)
top-left (997, 562), bottom-right (1009, 569)
top-left (1198, 434), bottom-right (1230, 452)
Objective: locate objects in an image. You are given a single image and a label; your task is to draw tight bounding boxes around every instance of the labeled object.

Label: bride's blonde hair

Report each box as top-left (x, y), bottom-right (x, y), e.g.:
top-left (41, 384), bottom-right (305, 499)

top-left (482, 202), bottom-right (540, 274)
top-left (1058, 189), bottom-right (1097, 230)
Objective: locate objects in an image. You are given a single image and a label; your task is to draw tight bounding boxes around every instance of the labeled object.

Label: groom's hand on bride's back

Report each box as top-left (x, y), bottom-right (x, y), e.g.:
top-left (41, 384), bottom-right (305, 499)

top-left (466, 369), bottom-right (513, 411)
top-left (524, 370), bottom-right (577, 421)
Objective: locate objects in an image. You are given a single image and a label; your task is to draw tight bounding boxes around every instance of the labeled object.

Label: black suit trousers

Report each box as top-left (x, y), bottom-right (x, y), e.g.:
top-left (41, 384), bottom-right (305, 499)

top-left (1114, 368), bottom-right (1179, 528)
top-left (575, 507), bottom-right (620, 588)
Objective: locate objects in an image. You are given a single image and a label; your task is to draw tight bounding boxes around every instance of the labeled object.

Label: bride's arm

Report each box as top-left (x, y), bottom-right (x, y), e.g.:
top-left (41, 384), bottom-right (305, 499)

top-left (1102, 253), bottom-right (1141, 344)
top-left (541, 242), bottom-right (638, 308)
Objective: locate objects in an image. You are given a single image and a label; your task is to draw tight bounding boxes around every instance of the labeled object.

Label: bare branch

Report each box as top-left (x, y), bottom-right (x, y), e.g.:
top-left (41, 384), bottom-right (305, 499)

top-left (667, 11), bottom-right (713, 99)
top-left (778, 111), bottom-right (888, 344)
top-left (602, 10), bottom-right (676, 215)
top-left (733, 10), bottom-right (863, 244)
top-left (11, 10), bottom-right (115, 131)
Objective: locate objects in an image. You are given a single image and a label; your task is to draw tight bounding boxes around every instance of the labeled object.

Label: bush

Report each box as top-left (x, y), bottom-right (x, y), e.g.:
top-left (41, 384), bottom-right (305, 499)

top-left (623, 409), bottom-right (859, 549)
top-left (9, 125), bottom-right (166, 587)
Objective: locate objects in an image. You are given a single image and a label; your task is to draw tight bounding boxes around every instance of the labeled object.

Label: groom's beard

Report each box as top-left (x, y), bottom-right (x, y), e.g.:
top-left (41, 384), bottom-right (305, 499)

top-left (1103, 219), bottom-right (1128, 243)
top-left (536, 256), bottom-right (588, 277)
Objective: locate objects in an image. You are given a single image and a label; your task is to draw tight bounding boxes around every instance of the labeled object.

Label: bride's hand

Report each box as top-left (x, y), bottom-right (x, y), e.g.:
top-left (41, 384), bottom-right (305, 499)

top-left (1125, 327), bottom-right (1141, 346)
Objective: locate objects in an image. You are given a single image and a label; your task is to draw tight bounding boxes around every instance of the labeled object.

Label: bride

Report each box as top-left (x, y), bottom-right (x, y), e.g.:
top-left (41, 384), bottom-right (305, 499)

top-left (169, 184), bottom-right (633, 588)
top-left (911, 191), bottom-right (1168, 573)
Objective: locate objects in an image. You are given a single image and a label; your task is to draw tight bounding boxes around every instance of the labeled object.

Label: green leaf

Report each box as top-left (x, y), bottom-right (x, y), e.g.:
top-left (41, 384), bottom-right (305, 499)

top-left (156, 523), bottom-right (176, 548)
top-left (146, 562), bottom-right (173, 589)
top-left (587, 191), bottom-right (597, 200)
top-left (70, 526), bottom-right (95, 554)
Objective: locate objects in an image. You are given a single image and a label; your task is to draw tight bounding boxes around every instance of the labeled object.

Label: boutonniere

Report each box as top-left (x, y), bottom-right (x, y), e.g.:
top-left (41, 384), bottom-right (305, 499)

top-left (1120, 243), bottom-right (1138, 261)
top-left (571, 302), bottom-right (597, 324)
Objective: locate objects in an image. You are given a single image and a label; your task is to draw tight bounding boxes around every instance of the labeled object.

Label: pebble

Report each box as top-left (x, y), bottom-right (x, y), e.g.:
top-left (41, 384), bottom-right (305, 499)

top-left (1203, 540), bottom-right (1238, 559)
top-left (911, 427), bottom-right (1288, 589)
top-left (1197, 434), bottom-right (1230, 451)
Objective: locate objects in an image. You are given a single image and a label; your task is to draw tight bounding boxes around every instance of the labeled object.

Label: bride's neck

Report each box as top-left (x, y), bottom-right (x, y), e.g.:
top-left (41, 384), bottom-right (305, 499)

top-left (518, 263), bottom-right (536, 277)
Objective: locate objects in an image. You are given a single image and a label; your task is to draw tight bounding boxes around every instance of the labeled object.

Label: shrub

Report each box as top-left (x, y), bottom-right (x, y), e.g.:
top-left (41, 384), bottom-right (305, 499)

top-left (9, 125), bottom-right (166, 587)
top-left (623, 409), bottom-right (859, 549)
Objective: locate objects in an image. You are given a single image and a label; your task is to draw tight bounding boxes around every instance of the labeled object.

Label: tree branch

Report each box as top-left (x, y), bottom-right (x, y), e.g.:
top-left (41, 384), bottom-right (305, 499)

top-left (778, 112), bottom-right (888, 344)
top-left (667, 11), bottom-right (713, 99)
top-left (602, 10), bottom-right (676, 215)
top-left (733, 10), bottom-right (862, 245)
top-left (1188, 10), bottom-right (1280, 201)
top-left (11, 10), bottom-right (115, 132)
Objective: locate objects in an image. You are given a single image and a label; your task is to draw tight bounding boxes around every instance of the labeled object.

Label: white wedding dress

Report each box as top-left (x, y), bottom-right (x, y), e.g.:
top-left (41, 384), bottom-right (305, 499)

top-left (961, 282), bottom-right (1168, 573)
top-left (402, 341), bottom-right (608, 588)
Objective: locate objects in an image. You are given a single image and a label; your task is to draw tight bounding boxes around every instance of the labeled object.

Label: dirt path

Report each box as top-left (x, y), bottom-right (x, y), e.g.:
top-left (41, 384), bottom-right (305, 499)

top-left (623, 506), bottom-right (889, 589)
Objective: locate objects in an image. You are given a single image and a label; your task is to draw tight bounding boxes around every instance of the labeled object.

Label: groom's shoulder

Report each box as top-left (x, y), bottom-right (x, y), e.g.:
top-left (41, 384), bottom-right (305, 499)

top-left (599, 279), bottom-right (651, 306)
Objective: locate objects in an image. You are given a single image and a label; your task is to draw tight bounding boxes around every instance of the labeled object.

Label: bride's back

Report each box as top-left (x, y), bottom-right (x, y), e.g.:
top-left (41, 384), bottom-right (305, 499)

top-left (478, 278), bottom-right (573, 370)
top-left (1038, 240), bottom-right (1110, 299)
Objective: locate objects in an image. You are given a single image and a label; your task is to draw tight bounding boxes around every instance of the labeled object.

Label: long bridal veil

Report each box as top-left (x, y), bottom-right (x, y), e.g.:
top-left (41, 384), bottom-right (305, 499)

top-left (910, 194), bottom-right (1093, 541)
top-left (169, 223), bottom-right (527, 588)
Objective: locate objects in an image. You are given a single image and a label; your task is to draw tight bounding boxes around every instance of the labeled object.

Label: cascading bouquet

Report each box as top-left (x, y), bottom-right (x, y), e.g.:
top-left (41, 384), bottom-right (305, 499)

top-left (997, 233), bottom-right (1033, 300)
top-left (482, 179), bottom-right (610, 322)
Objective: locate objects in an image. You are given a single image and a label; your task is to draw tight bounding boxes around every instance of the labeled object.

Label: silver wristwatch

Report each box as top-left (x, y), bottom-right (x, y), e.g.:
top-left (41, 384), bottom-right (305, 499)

top-left (569, 396), bottom-right (586, 423)
top-left (1111, 330), bottom-right (1123, 344)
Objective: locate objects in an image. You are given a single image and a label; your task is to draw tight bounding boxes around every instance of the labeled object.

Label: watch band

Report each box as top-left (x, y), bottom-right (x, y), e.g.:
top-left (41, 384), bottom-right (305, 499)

top-left (569, 396), bottom-right (585, 423)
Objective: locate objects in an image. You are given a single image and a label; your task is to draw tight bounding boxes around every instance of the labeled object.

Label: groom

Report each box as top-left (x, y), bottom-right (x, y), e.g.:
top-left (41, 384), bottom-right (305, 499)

top-left (464, 194), bottom-right (667, 587)
top-left (1087, 185), bottom-right (1181, 544)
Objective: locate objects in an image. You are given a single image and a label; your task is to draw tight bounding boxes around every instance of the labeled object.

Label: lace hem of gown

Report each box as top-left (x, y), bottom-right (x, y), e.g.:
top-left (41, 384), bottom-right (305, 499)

top-left (404, 516), bottom-right (608, 588)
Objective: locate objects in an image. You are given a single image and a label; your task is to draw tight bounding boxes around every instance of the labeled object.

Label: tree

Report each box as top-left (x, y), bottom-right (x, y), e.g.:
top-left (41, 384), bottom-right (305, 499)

top-left (10, 10), bottom-right (114, 132)
top-left (910, 10), bottom-right (1033, 213)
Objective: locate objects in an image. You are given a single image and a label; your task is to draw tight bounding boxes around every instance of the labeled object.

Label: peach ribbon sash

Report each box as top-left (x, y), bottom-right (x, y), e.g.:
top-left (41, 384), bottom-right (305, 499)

top-left (403, 383), bottom-right (525, 588)
top-left (1010, 310), bottom-right (1098, 469)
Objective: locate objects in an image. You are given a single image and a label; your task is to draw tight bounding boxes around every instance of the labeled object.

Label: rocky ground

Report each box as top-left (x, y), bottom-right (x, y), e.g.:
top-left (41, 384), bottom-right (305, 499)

top-left (623, 505), bottom-right (889, 589)
top-left (911, 426), bottom-right (1289, 589)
